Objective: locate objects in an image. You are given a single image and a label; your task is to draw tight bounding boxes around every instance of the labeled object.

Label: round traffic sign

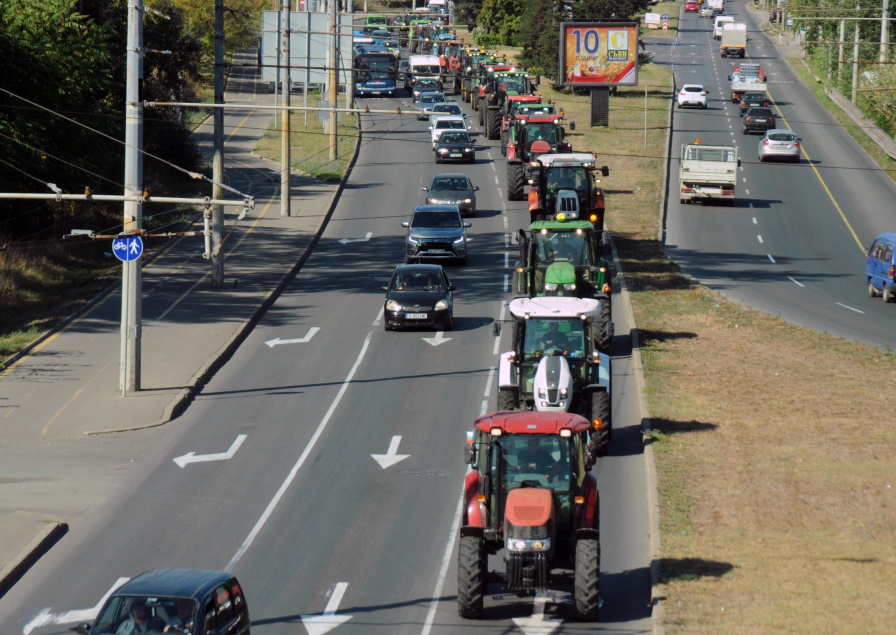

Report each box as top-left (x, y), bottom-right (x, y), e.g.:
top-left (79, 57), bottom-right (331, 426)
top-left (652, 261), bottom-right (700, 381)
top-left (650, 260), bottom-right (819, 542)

top-left (112, 234), bottom-right (144, 262)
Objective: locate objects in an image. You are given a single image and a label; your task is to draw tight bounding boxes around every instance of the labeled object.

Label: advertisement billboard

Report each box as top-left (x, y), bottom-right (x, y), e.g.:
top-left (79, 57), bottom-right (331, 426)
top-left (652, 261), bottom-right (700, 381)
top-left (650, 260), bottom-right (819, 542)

top-left (559, 21), bottom-right (640, 87)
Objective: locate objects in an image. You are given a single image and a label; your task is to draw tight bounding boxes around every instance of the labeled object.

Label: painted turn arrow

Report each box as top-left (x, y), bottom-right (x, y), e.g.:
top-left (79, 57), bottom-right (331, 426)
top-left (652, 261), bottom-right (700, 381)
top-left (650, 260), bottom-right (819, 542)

top-left (422, 330), bottom-right (452, 347)
top-left (511, 592), bottom-right (565, 635)
top-left (173, 434), bottom-right (247, 469)
top-left (338, 232), bottom-right (372, 244)
top-left (301, 582), bottom-right (353, 635)
top-left (23, 577), bottom-right (129, 635)
top-left (371, 435), bottom-right (410, 469)
top-left (265, 327), bottom-right (320, 348)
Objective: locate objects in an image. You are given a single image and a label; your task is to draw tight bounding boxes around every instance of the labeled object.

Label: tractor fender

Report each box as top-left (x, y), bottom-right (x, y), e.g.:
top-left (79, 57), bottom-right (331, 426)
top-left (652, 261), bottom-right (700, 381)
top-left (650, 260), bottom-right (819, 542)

top-left (463, 470), bottom-right (486, 527)
top-left (497, 351), bottom-right (515, 388)
top-left (506, 143), bottom-right (518, 161)
top-left (595, 352), bottom-right (611, 391)
top-left (578, 473), bottom-right (600, 529)
top-left (527, 187), bottom-right (539, 213)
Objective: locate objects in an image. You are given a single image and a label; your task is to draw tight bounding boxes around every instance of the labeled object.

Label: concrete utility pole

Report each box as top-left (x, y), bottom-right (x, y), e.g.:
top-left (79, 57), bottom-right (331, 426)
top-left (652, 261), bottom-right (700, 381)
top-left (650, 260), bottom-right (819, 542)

top-left (121, 0), bottom-right (144, 394)
top-left (852, 6), bottom-right (860, 103)
top-left (329, 0), bottom-right (338, 161)
top-left (281, 0), bottom-right (292, 216)
top-left (212, 0), bottom-right (225, 287)
top-left (839, 18), bottom-right (846, 84)
top-left (882, 0), bottom-right (891, 63)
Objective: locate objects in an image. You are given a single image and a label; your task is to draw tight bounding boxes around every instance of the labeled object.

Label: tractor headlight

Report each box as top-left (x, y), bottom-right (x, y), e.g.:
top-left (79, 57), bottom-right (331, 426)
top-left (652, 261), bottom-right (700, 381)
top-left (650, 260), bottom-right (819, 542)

top-left (538, 388), bottom-right (546, 398)
top-left (563, 283), bottom-right (576, 291)
top-left (385, 300), bottom-right (402, 311)
top-left (506, 537), bottom-right (551, 553)
top-left (434, 299), bottom-right (450, 311)
top-left (544, 282), bottom-right (558, 291)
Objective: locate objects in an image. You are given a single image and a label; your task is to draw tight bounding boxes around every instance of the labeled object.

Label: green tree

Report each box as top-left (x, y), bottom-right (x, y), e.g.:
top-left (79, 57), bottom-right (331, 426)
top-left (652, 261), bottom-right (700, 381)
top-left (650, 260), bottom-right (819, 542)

top-left (516, 0), bottom-right (562, 78)
top-left (477, 0), bottom-right (524, 45)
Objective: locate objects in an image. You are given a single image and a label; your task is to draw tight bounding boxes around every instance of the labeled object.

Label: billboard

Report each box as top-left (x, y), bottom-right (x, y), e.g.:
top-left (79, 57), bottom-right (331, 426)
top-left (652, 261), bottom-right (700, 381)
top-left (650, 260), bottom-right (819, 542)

top-left (559, 22), bottom-right (640, 87)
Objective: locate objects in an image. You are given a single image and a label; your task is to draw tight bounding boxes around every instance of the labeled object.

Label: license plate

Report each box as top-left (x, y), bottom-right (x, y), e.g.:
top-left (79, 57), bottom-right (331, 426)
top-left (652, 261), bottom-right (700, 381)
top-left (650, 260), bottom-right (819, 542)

top-left (449, 153), bottom-right (462, 158)
top-left (755, 118), bottom-right (767, 122)
top-left (372, 91), bottom-right (382, 95)
top-left (427, 249), bottom-right (447, 254)
top-left (405, 313), bottom-right (427, 319)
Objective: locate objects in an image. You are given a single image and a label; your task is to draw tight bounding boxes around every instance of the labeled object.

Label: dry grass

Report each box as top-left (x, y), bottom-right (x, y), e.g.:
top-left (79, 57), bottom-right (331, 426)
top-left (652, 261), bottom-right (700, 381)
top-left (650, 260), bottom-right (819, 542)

top-left (523, 35), bottom-right (896, 634)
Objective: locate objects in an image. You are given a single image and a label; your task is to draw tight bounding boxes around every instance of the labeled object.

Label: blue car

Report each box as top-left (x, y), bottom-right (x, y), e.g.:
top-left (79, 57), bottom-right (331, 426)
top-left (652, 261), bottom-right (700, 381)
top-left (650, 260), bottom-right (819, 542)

top-left (866, 232), bottom-right (896, 301)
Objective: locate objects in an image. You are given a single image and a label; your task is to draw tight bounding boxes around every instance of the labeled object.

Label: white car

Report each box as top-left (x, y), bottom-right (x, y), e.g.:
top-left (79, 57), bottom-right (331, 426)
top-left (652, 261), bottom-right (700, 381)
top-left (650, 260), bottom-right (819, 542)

top-left (677, 84), bottom-right (708, 109)
top-left (430, 116), bottom-right (469, 148)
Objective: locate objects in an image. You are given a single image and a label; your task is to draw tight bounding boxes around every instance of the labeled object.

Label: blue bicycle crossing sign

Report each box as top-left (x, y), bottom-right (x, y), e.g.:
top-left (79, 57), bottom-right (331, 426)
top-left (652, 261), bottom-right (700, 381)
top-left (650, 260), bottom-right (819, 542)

top-left (112, 233), bottom-right (143, 262)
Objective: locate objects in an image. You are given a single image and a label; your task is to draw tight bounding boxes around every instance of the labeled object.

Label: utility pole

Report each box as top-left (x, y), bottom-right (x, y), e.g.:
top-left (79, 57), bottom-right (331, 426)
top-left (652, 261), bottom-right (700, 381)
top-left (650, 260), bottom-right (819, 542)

top-left (281, 0), bottom-right (292, 216)
top-left (839, 18), bottom-right (845, 84)
top-left (882, 0), bottom-right (891, 63)
top-left (852, 6), bottom-right (860, 103)
top-left (212, 0), bottom-right (225, 287)
top-left (329, 0), bottom-right (338, 161)
top-left (121, 0), bottom-right (144, 394)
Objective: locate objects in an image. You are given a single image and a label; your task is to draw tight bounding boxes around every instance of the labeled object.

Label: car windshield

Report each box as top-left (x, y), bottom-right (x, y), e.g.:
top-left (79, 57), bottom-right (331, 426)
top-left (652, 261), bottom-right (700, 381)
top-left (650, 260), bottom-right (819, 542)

top-left (412, 211), bottom-right (461, 227)
top-left (392, 270), bottom-right (445, 291)
top-left (433, 104), bottom-right (461, 114)
top-left (439, 132), bottom-right (471, 144)
top-left (493, 434), bottom-right (574, 494)
top-left (522, 317), bottom-right (586, 359)
top-left (421, 94), bottom-right (445, 104)
top-left (431, 177), bottom-right (471, 190)
top-left (743, 93), bottom-right (765, 99)
top-left (768, 133), bottom-right (795, 142)
top-left (436, 119), bottom-right (465, 130)
top-left (532, 231), bottom-right (589, 266)
top-left (92, 595), bottom-right (196, 634)
top-left (416, 81), bottom-right (439, 90)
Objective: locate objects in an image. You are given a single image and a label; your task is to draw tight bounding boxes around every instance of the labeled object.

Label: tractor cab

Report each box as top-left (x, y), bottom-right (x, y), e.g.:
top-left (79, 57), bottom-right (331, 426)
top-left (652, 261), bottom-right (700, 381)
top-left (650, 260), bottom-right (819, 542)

top-left (526, 153), bottom-right (609, 229)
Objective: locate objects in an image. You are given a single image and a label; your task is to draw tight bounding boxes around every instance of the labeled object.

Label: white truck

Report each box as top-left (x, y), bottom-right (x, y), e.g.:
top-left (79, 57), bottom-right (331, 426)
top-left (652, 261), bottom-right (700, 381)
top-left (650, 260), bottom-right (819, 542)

top-left (720, 23), bottom-right (747, 58)
top-left (713, 15), bottom-right (734, 40)
top-left (728, 74), bottom-right (766, 102)
top-left (679, 141), bottom-right (740, 206)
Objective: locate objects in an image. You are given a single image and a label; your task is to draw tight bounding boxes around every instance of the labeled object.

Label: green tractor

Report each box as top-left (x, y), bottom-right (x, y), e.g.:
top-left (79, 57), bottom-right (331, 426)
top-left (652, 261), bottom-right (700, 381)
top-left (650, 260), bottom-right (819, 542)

top-left (477, 69), bottom-right (538, 140)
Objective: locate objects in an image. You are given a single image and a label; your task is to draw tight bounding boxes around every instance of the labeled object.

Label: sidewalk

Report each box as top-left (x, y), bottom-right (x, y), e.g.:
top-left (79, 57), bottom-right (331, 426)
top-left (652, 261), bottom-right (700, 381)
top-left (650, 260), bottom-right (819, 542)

top-left (0, 51), bottom-right (354, 596)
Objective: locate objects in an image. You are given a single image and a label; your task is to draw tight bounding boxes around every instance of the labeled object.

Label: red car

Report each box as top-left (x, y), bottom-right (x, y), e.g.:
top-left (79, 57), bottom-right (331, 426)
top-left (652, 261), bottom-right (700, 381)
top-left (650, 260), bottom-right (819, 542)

top-left (685, 2), bottom-right (700, 12)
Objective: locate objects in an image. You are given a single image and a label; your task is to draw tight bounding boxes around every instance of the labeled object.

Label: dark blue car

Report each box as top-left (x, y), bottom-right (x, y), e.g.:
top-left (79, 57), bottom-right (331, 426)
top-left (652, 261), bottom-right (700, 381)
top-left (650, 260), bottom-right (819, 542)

top-left (866, 232), bottom-right (896, 302)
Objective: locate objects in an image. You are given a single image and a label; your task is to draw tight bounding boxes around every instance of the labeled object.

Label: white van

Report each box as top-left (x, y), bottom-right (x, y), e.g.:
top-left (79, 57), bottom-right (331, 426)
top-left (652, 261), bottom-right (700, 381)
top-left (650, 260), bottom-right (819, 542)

top-left (713, 15), bottom-right (735, 40)
top-left (405, 54), bottom-right (443, 91)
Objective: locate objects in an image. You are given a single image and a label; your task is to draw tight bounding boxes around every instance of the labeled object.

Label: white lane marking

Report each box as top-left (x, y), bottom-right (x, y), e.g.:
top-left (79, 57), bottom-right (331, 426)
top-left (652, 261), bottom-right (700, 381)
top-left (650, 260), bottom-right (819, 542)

top-left (745, 189), bottom-right (750, 195)
top-left (494, 174), bottom-right (500, 185)
top-left (226, 331), bottom-right (374, 570)
top-left (422, 331), bottom-right (452, 347)
top-left (490, 162), bottom-right (496, 172)
top-left (767, 254), bottom-right (776, 263)
top-left (265, 327), bottom-right (320, 348)
top-left (301, 582), bottom-right (352, 635)
top-left (483, 367), bottom-right (495, 399)
top-left (503, 215), bottom-right (508, 229)
top-left (338, 232), bottom-right (372, 244)
top-left (504, 252), bottom-right (509, 268)
top-left (757, 235), bottom-right (764, 244)
top-left (371, 436), bottom-right (410, 469)
top-left (503, 273), bottom-right (509, 295)
top-left (837, 303), bottom-right (865, 314)
top-left (421, 492), bottom-right (466, 635)
top-left (753, 217), bottom-right (757, 224)
top-left (23, 578), bottom-right (130, 635)
top-left (504, 233), bottom-right (510, 248)
top-left (173, 434), bottom-right (248, 468)
top-left (742, 177), bottom-right (747, 183)
top-left (497, 187), bottom-right (503, 198)
top-left (788, 276), bottom-right (805, 287)
top-left (372, 306), bottom-right (384, 326)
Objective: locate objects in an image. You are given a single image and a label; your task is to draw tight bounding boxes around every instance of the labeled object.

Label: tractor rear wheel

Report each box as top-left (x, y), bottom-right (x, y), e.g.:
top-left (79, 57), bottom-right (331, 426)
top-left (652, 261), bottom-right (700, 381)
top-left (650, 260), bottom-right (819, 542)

top-left (500, 130), bottom-right (508, 156)
top-left (498, 388), bottom-right (518, 411)
top-left (507, 163), bottom-right (525, 201)
top-left (486, 109), bottom-right (500, 140)
top-left (591, 391), bottom-right (611, 457)
top-left (594, 302), bottom-right (613, 353)
top-left (574, 536), bottom-right (601, 621)
top-left (457, 535), bottom-right (486, 618)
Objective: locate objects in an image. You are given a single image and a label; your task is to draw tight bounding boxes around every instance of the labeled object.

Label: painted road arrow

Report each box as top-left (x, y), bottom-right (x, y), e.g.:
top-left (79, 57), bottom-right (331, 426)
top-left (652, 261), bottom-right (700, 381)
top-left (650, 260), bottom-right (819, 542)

top-left (23, 577), bottom-right (129, 635)
top-left (371, 435), bottom-right (410, 469)
top-left (338, 232), bottom-right (372, 244)
top-left (512, 592), bottom-right (564, 635)
top-left (265, 327), bottom-right (320, 348)
top-left (422, 330), bottom-right (452, 347)
top-left (173, 434), bottom-right (247, 468)
top-left (301, 581), bottom-right (352, 635)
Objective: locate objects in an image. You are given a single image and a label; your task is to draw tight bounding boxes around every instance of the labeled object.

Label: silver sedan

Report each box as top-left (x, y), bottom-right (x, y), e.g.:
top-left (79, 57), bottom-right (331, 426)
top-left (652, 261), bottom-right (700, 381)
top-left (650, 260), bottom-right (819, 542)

top-left (758, 129), bottom-right (801, 163)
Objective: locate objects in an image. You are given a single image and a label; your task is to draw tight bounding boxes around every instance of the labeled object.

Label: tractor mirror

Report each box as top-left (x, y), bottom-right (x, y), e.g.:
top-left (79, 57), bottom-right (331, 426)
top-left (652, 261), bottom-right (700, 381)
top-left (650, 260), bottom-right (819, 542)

top-left (569, 121), bottom-right (576, 131)
top-left (601, 166), bottom-right (610, 177)
top-left (737, 158), bottom-right (742, 167)
top-left (464, 444), bottom-right (476, 464)
top-left (493, 322), bottom-right (502, 336)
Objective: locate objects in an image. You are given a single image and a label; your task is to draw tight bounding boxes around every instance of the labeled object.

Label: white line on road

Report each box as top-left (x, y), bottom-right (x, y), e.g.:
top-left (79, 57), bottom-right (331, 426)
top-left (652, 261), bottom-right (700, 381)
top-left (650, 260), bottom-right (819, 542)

top-left (768, 254), bottom-right (776, 263)
top-left (226, 332), bottom-right (374, 570)
top-left (753, 217), bottom-right (757, 224)
top-left (788, 276), bottom-right (805, 287)
top-left (837, 302), bottom-right (865, 313)
top-left (745, 189), bottom-right (750, 195)
top-left (757, 235), bottom-right (764, 243)
top-left (494, 174), bottom-right (500, 185)
top-left (503, 273), bottom-right (509, 295)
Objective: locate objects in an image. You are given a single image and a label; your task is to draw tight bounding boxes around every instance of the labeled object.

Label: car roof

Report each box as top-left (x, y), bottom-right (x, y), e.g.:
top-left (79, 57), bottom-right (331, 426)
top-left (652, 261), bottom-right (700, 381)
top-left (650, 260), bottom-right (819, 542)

top-left (114, 569), bottom-right (234, 600)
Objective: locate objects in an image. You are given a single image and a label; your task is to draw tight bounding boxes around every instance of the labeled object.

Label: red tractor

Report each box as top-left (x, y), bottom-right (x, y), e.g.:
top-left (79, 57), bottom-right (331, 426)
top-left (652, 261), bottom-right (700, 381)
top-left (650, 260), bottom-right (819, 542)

top-left (527, 153), bottom-right (610, 228)
top-left (505, 116), bottom-right (573, 201)
top-left (458, 410), bottom-right (601, 621)
top-left (501, 102), bottom-right (562, 156)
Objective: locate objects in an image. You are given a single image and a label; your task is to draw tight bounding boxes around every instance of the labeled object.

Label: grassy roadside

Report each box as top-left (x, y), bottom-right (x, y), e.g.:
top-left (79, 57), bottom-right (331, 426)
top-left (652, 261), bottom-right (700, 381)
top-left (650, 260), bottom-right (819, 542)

top-left (519, 25), bottom-right (896, 635)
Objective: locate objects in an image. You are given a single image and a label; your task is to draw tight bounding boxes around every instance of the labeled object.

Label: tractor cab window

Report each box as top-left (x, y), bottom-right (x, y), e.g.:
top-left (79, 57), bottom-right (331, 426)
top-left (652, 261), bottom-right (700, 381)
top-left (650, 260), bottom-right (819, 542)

top-left (499, 76), bottom-right (527, 93)
top-left (495, 434), bottom-right (574, 494)
top-left (532, 231), bottom-right (588, 267)
top-left (522, 318), bottom-right (585, 359)
top-left (526, 124), bottom-right (559, 146)
top-left (546, 167), bottom-right (586, 195)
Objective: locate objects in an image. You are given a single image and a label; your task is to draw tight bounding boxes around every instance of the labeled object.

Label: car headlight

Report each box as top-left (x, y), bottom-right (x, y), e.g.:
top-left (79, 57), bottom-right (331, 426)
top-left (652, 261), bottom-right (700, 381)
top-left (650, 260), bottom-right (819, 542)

top-left (463, 198), bottom-right (472, 204)
top-left (463, 148), bottom-right (473, 153)
top-left (426, 198), bottom-right (438, 204)
top-left (385, 300), bottom-right (402, 311)
top-left (506, 537), bottom-right (551, 553)
top-left (453, 236), bottom-right (466, 244)
top-left (438, 148), bottom-right (449, 154)
top-left (407, 236), bottom-right (420, 245)
top-left (434, 299), bottom-right (450, 311)
top-left (544, 282), bottom-right (558, 291)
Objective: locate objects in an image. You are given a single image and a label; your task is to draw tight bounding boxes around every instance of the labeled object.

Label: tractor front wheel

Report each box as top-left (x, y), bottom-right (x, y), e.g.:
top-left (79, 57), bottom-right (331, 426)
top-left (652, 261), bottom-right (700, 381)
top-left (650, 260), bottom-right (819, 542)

top-left (486, 109), bottom-right (500, 140)
top-left (574, 536), bottom-right (601, 621)
top-left (507, 163), bottom-right (525, 201)
top-left (498, 388), bottom-right (518, 411)
top-left (594, 302), bottom-right (613, 353)
top-left (457, 535), bottom-right (486, 618)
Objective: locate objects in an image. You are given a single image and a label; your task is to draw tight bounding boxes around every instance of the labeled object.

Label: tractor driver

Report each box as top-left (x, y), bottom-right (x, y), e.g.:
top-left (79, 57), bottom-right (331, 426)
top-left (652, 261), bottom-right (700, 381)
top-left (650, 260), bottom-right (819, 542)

top-left (540, 322), bottom-right (568, 351)
top-left (515, 437), bottom-right (559, 476)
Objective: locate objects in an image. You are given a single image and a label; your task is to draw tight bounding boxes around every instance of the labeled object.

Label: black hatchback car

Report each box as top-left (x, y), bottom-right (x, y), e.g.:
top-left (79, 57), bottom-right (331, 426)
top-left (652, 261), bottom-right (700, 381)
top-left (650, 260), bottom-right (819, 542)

top-left (738, 91), bottom-right (769, 115)
top-left (742, 107), bottom-right (776, 134)
top-left (77, 568), bottom-right (249, 635)
top-left (383, 264), bottom-right (455, 331)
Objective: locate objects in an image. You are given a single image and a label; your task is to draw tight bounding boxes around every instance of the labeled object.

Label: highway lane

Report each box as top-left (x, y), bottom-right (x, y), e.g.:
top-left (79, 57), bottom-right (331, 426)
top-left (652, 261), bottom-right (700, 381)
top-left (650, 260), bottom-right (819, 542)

top-left (665, 2), bottom-right (896, 349)
top-left (2, 74), bottom-right (651, 634)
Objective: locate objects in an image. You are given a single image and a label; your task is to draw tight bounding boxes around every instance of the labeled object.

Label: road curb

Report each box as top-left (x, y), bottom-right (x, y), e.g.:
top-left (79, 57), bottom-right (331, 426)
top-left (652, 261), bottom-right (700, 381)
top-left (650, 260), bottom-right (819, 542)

top-left (0, 522), bottom-right (68, 599)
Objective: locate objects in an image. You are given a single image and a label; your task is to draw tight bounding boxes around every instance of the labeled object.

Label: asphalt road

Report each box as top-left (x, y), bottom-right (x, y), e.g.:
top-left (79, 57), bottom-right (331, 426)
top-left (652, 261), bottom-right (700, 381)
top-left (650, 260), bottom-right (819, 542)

top-left (1, 55), bottom-right (652, 635)
top-left (664, 3), bottom-right (896, 349)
